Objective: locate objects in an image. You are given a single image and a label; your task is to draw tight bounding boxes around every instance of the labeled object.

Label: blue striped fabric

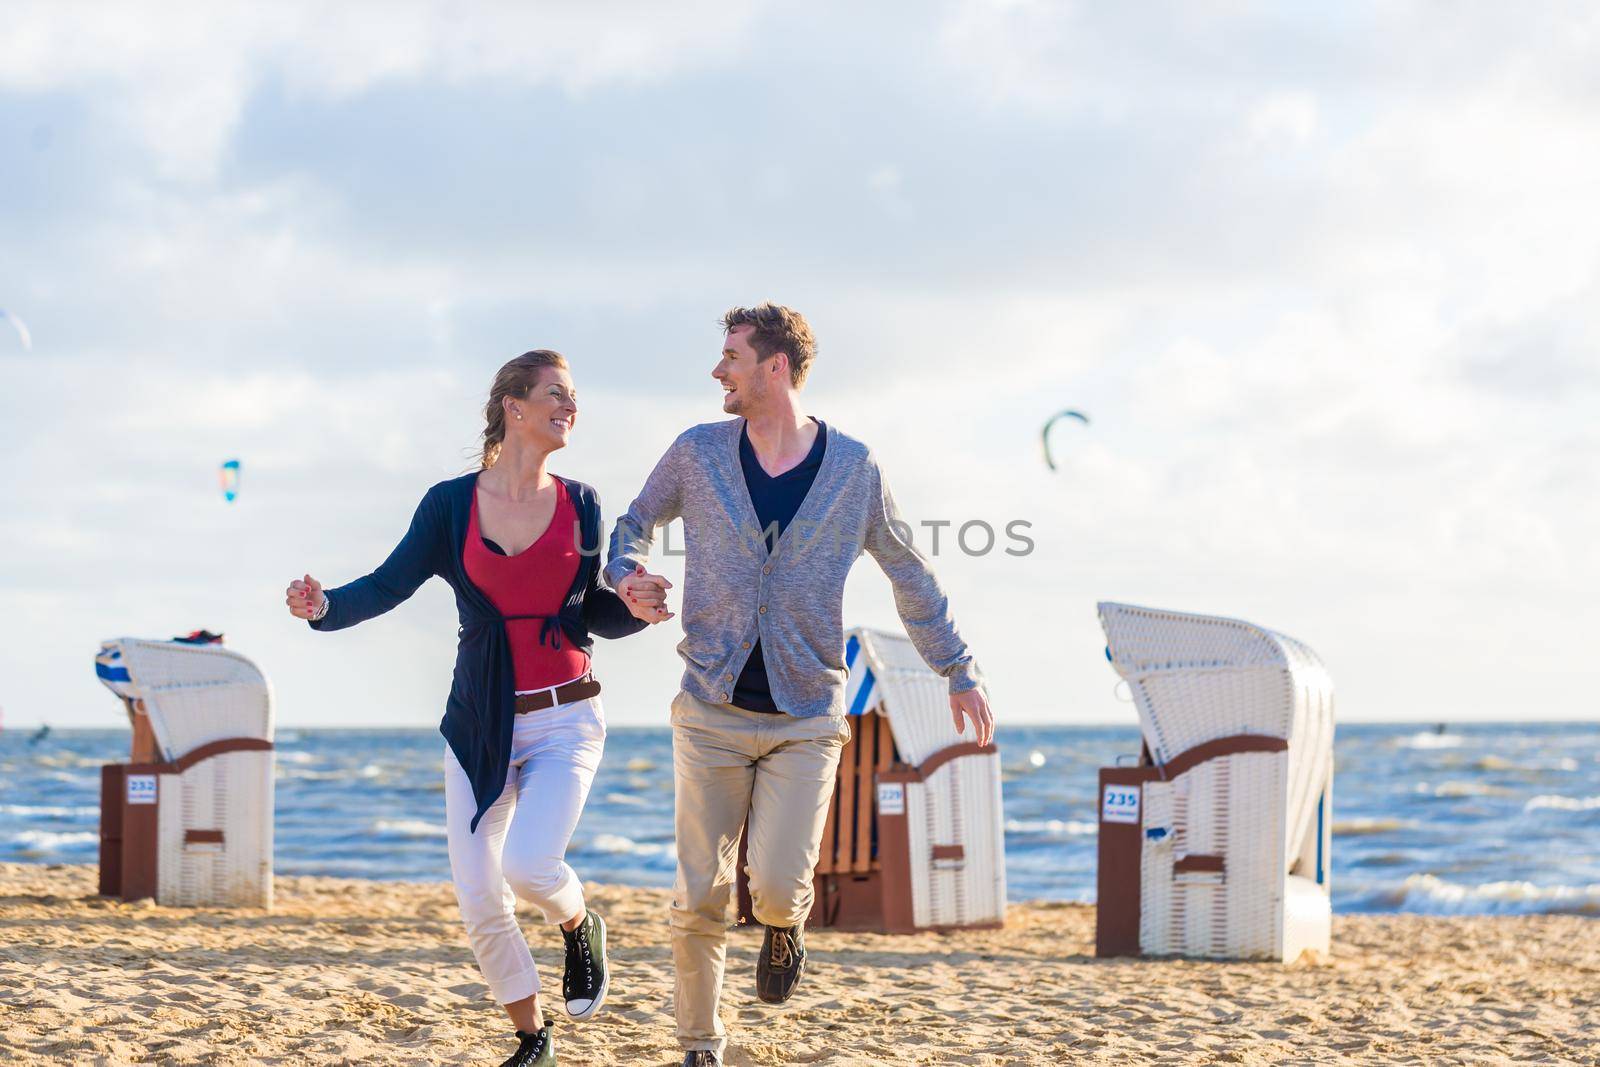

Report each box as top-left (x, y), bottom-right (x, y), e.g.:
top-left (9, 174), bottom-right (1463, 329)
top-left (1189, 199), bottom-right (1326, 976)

top-left (95, 661), bottom-right (131, 683)
top-left (843, 634), bottom-right (878, 717)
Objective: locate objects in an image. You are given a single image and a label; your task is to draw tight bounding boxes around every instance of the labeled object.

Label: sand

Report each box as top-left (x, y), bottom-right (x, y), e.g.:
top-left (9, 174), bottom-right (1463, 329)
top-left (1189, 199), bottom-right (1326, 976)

top-left (0, 864), bottom-right (1595, 1065)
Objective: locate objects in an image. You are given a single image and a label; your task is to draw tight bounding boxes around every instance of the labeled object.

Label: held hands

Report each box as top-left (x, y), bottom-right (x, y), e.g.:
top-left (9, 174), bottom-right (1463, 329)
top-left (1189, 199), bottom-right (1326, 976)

top-left (618, 564), bottom-right (674, 624)
top-left (950, 687), bottom-right (995, 747)
top-left (285, 574), bottom-right (326, 621)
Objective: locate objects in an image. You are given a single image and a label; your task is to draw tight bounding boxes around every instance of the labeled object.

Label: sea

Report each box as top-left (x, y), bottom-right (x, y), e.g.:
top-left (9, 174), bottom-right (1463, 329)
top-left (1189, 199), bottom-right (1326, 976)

top-left (3, 723), bottom-right (1597, 916)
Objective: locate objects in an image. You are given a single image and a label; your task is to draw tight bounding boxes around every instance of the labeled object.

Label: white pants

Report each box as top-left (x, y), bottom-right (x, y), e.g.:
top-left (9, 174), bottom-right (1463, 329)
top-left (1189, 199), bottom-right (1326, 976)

top-left (444, 694), bottom-right (606, 1005)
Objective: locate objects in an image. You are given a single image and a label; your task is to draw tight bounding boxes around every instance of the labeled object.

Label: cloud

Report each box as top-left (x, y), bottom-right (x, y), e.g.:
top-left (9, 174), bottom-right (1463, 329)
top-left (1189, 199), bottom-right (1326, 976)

top-left (0, 0), bottom-right (762, 177)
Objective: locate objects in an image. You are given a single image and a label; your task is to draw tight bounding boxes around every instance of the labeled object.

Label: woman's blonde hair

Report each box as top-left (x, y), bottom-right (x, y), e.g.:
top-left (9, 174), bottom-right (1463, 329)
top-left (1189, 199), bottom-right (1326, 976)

top-left (480, 349), bottom-right (568, 469)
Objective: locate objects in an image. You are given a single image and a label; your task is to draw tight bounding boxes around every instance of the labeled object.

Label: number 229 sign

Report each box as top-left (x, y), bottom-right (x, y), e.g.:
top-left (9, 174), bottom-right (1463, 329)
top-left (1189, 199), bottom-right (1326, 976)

top-left (1101, 783), bottom-right (1141, 825)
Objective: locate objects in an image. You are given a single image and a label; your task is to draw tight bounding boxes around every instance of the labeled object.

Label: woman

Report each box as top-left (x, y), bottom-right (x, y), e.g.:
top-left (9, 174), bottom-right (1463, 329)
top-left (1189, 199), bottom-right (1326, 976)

top-left (284, 350), bottom-right (659, 1067)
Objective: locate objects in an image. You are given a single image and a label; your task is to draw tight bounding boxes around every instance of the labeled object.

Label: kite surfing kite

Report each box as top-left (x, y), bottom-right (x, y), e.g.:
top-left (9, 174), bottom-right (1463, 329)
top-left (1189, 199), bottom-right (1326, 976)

top-left (0, 309), bottom-right (32, 351)
top-left (1041, 409), bottom-right (1090, 471)
top-left (219, 459), bottom-right (241, 502)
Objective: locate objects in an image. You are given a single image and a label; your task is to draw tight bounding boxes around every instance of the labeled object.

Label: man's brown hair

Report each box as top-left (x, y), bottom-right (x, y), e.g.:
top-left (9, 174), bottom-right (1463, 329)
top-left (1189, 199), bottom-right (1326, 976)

top-left (721, 302), bottom-right (816, 388)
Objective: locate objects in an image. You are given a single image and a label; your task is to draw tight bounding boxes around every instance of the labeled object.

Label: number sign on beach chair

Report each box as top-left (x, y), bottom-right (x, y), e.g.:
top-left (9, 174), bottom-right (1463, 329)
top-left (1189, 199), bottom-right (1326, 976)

top-left (95, 637), bottom-right (276, 909)
top-left (1094, 603), bottom-right (1334, 962)
top-left (737, 626), bottom-right (1006, 933)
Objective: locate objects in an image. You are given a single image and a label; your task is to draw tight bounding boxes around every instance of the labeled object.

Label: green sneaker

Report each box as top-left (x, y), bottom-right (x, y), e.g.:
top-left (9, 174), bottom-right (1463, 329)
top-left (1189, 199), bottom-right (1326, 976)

top-left (499, 1025), bottom-right (554, 1067)
top-left (561, 909), bottom-right (609, 1020)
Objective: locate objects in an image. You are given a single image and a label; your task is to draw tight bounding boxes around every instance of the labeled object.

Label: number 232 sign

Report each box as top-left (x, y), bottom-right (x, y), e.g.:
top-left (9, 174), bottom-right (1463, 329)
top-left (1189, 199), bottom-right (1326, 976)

top-left (1101, 783), bottom-right (1141, 825)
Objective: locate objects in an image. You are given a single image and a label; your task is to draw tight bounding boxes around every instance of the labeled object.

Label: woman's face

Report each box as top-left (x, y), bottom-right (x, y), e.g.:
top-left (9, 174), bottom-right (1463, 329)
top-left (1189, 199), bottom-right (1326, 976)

top-left (507, 366), bottom-right (578, 451)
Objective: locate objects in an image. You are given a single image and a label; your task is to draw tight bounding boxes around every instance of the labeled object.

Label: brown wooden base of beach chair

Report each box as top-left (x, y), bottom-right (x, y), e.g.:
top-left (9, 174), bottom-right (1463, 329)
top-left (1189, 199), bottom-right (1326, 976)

top-left (98, 737), bottom-right (274, 903)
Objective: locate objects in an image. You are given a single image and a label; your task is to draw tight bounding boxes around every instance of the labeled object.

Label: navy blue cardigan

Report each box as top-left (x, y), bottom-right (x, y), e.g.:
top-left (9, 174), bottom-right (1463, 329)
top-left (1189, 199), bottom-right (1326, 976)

top-left (310, 472), bottom-right (646, 832)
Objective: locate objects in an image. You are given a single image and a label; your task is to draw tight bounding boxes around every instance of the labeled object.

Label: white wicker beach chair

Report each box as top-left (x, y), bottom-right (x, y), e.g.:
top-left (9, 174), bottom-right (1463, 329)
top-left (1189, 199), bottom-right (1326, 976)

top-left (1094, 603), bottom-right (1333, 962)
top-left (738, 626), bottom-right (1005, 932)
top-left (95, 638), bottom-right (275, 908)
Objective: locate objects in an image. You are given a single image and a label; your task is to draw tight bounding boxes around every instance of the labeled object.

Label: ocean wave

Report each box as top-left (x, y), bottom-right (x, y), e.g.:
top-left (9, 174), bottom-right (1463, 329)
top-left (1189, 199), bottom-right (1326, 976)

top-left (1370, 873), bottom-right (1600, 916)
top-left (0, 804), bottom-right (99, 818)
top-left (1395, 732), bottom-right (1464, 750)
top-left (372, 819), bottom-right (447, 838)
top-left (279, 762), bottom-right (385, 781)
top-left (1474, 755), bottom-right (1580, 774)
top-left (585, 833), bottom-right (675, 859)
top-left (601, 792), bottom-right (653, 808)
top-left (1524, 795), bottom-right (1600, 813)
top-left (1332, 817), bottom-right (1415, 836)
top-left (11, 830), bottom-right (98, 851)
top-left (1005, 818), bottom-right (1097, 837)
top-left (276, 751), bottom-right (320, 765)
top-left (1415, 781), bottom-right (1513, 798)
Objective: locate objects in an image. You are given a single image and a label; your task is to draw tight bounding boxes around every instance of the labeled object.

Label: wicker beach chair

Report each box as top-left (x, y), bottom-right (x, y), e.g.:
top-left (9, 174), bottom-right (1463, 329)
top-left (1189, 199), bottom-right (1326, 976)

top-left (95, 638), bottom-right (275, 908)
top-left (1094, 603), bottom-right (1333, 962)
top-left (737, 626), bottom-right (1005, 933)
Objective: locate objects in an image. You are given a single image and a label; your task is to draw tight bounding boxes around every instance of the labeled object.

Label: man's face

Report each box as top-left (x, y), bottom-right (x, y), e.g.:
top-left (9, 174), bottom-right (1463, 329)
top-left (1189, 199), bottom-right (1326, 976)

top-left (713, 324), bottom-right (776, 415)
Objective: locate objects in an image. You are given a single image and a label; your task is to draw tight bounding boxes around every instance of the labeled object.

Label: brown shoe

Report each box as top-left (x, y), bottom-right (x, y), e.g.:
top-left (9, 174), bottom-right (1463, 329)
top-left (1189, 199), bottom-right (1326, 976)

top-left (755, 923), bottom-right (806, 1004)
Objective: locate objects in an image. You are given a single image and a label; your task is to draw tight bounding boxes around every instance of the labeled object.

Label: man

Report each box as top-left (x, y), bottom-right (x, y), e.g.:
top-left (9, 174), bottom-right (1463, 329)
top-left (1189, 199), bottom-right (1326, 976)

top-left (608, 303), bottom-right (994, 1066)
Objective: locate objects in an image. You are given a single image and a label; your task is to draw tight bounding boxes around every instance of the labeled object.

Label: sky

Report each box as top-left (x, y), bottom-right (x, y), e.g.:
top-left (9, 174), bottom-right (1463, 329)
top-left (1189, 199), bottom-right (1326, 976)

top-left (1, 2), bottom-right (1597, 731)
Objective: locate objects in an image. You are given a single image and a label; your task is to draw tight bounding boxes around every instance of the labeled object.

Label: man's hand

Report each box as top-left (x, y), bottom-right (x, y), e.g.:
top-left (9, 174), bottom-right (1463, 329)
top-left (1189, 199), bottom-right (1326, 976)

top-left (285, 574), bottom-right (325, 620)
top-left (617, 564), bottom-right (674, 623)
top-left (950, 687), bottom-right (994, 747)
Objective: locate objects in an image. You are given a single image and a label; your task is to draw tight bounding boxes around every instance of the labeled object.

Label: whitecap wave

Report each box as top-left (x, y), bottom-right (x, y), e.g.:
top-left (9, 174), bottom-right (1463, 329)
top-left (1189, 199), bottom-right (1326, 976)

top-left (1524, 794), bottom-right (1600, 813)
top-left (1475, 755), bottom-right (1579, 774)
top-left (1415, 780), bottom-right (1512, 798)
top-left (279, 762), bottom-right (384, 781)
top-left (0, 804), bottom-right (99, 818)
top-left (1372, 873), bottom-right (1600, 916)
top-left (12, 829), bottom-right (98, 851)
top-left (1396, 732), bottom-right (1463, 750)
top-left (585, 833), bottom-right (675, 859)
top-left (372, 819), bottom-right (446, 838)
top-left (1005, 818), bottom-right (1097, 837)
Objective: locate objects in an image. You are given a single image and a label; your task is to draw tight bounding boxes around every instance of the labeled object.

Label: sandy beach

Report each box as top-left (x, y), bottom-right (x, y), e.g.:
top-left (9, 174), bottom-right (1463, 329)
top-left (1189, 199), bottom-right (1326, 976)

top-left (0, 863), bottom-right (1594, 1065)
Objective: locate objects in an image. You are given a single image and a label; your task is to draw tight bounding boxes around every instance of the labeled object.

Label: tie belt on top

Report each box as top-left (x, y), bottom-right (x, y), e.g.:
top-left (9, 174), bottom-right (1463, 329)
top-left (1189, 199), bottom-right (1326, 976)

top-left (458, 611), bottom-right (598, 712)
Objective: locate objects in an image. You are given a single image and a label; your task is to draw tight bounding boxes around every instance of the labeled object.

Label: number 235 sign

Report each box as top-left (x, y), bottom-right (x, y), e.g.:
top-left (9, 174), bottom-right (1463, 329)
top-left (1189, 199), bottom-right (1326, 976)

top-left (1101, 783), bottom-right (1141, 825)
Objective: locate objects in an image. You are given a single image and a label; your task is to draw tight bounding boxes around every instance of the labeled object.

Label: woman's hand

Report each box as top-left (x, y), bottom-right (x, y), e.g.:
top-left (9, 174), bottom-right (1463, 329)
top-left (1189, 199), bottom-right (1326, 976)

top-left (285, 574), bottom-right (326, 620)
top-left (617, 564), bottom-right (673, 623)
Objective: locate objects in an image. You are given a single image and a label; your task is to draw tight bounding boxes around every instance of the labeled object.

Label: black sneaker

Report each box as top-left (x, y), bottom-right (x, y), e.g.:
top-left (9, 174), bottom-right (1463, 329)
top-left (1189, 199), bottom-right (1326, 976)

top-left (561, 909), bottom-right (609, 1020)
top-left (499, 1026), bottom-right (555, 1067)
top-left (755, 923), bottom-right (806, 1004)
top-left (682, 1052), bottom-right (721, 1066)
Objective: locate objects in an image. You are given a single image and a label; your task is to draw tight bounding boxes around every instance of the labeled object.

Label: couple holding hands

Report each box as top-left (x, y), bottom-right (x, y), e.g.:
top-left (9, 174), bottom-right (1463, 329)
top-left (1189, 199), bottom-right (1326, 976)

top-left (285, 303), bottom-right (994, 1066)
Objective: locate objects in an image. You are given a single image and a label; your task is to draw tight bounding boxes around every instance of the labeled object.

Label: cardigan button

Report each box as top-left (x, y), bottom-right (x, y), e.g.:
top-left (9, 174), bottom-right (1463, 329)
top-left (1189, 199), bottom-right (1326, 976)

top-left (742, 642), bottom-right (750, 649)
top-left (758, 605), bottom-right (767, 615)
top-left (762, 566), bottom-right (771, 575)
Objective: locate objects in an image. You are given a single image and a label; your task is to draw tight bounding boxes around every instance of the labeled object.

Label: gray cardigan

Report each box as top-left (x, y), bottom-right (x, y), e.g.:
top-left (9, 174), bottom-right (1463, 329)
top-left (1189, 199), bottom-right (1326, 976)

top-left (605, 417), bottom-right (981, 717)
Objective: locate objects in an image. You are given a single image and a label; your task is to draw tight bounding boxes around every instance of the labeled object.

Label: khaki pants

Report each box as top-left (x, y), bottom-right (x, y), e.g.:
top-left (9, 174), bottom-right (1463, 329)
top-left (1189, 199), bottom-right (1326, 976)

top-left (669, 689), bottom-right (849, 1055)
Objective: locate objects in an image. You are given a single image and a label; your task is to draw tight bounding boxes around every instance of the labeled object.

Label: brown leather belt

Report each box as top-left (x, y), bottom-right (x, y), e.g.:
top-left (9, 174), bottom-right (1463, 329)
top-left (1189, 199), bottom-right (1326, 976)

top-left (515, 674), bottom-right (602, 714)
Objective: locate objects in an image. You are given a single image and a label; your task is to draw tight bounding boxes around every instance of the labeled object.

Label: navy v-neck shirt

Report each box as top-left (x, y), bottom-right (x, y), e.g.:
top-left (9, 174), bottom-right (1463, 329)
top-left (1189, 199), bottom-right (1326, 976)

top-left (732, 418), bottom-right (827, 712)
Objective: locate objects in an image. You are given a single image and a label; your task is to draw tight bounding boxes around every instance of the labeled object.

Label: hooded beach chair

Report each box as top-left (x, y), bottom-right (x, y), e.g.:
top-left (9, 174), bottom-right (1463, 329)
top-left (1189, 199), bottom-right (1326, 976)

top-left (95, 636), bottom-right (275, 908)
top-left (737, 626), bottom-right (1006, 932)
top-left (1094, 602), bottom-right (1333, 961)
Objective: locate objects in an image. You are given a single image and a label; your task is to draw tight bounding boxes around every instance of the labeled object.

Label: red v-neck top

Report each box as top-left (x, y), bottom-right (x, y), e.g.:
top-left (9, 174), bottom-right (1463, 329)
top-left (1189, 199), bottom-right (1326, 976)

top-left (464, 479), bottom-right (591, 691)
